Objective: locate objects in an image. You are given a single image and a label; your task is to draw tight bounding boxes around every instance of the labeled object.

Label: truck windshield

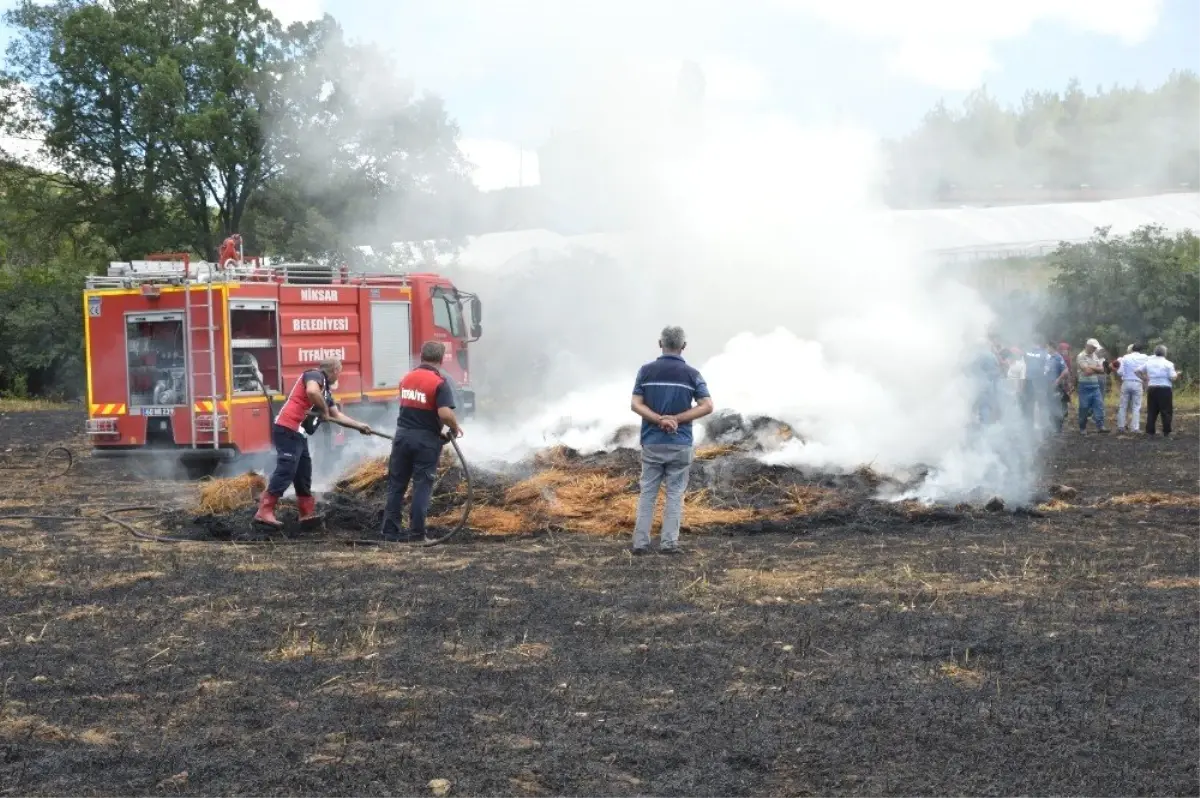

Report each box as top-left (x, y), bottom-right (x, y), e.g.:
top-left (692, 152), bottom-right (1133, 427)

top-left (431, 287), bottom-right (465, 337)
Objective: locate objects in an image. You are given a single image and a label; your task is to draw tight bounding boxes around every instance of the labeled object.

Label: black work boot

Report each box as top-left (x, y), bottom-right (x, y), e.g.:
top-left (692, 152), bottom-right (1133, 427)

top-left (383, 530), bottom-right (423, 543)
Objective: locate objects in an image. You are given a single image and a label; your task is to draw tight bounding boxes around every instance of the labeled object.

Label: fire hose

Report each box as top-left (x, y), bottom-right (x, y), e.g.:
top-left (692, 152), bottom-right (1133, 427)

top-left (0, 428), bottom-right (474, 549)
top-left (264, 381), bottom-right (475, 546)
top-left (357, 424), bottom-right (474, 548)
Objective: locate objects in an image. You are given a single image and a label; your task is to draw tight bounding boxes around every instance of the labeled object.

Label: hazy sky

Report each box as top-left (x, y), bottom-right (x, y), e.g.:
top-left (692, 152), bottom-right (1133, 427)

top-left (2, 0), bottom-right (1197, 190)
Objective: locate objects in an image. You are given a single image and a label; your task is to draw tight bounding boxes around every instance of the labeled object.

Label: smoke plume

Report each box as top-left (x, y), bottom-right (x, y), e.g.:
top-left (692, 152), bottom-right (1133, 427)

top-left (450, 103), bottom-right (1048, 505)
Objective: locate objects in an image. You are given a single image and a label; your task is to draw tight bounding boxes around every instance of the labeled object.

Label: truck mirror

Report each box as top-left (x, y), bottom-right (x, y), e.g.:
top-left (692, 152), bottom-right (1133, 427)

top-left (469, 296), bottom-right (482, 339)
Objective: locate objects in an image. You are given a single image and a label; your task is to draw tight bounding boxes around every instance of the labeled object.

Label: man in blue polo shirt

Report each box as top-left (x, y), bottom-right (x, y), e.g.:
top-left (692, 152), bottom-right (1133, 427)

top-left (629, 326), bottom-right (714, 555)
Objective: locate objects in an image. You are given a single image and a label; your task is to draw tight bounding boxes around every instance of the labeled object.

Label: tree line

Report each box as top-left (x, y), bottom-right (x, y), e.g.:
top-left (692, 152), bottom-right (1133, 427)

top-left (1045, 225), bottom-right (1199, 381)
top-left (885, 71), bottom-right (1199, 208)
top-left (0, 0), bottom-right (477, 397)
top-left (0, 0), bottom-right (1196, 398)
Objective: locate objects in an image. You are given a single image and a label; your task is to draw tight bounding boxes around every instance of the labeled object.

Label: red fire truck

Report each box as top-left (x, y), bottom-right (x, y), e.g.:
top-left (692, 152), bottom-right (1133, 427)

top-left (82, 248), bottom-right (482, 475)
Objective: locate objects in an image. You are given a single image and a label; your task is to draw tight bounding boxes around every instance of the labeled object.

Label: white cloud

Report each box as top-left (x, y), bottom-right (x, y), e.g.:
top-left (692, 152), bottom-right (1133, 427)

top-left (0, 81), bottom-right (56, 171)
top-left (261, 0), bottom-right (324, 26)
top-left (770, 0), bottom-right (1163, 89)
top-left (0, 133), bottom-right (44, 166)
top-left (458, 138), bottom-right (540, 191)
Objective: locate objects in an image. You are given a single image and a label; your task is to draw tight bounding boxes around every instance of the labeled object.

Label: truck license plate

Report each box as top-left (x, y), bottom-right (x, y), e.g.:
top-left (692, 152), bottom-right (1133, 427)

top-left (140, 407), bottom-right (174, 416)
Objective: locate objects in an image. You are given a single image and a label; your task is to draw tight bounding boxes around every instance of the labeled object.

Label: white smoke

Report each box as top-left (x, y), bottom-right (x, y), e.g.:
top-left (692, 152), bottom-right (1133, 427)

top-left (453, 108), bottom-right (1046, 505)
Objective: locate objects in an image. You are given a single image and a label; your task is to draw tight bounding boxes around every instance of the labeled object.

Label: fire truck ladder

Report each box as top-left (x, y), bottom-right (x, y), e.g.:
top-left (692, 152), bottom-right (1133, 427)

top-left (184, 277), bottom-right (221, 449)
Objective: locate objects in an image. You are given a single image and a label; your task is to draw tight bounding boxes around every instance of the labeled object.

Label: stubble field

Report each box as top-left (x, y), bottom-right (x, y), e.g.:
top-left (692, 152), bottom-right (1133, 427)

top-left (0, 403), bottom-right (1196, 796)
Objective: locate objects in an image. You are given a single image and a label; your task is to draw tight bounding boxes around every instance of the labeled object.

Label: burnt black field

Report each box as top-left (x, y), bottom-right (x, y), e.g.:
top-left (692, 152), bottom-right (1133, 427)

top-left (1, 407), bottom-right (1197, 796)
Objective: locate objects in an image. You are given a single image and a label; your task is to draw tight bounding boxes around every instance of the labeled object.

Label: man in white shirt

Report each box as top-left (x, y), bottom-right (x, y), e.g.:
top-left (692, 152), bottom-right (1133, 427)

top-left (1006, 348), bottom-right (1027, 414)
top-left (1114, 343), bottom-right (1149, 433)
top-left (1135, 345), bottom-right (1179, 438)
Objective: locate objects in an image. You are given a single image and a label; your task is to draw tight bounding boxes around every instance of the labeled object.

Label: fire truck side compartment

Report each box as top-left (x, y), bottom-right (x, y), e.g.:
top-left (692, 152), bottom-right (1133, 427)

top-left (370, 301), bottom-right (413, 387)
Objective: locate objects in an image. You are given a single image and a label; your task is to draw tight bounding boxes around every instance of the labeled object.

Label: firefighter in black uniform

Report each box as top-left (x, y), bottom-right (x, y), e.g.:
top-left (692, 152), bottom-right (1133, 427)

top-left (381, 341), bottom-right (463, 542)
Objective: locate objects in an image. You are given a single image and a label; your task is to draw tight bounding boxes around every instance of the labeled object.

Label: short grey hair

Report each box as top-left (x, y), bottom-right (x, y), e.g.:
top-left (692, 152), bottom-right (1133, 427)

top-left (421, 341), bottom-right (446, 363)
top-left (1154, 344), bottom-right (1168, 357)
top-left (659, 325), bottom-right (686, 352)
top-left (318, 358), bottom-right (343, 376)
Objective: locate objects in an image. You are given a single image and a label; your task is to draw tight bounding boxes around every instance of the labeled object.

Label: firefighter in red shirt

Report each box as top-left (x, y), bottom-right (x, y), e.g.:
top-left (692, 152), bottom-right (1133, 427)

top-left (381, 341), bottom-right (463, 542)
top-left (253, 357), bottom-right (370, 531)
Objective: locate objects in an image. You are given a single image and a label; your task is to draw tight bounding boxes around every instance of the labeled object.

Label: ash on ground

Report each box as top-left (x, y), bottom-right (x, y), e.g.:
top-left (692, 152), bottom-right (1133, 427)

top-left (163, 413), bottom-right (1014, 542)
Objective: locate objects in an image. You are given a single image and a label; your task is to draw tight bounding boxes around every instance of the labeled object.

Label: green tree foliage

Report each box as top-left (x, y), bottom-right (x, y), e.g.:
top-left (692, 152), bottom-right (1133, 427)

top-left (1045, 225), bottom-right (1200, 380)
top-left (2, 0), bottom-right (474, 262)
top-left (242, 16), bottom-right (477, 261)
top-left (5, 0), bottom-right (289, 258)
top-left (886, 72), bottom-right (1200, 206)
top-left (0, 0), bottom-right (476, 397)
top-left (0, 163), bottom-right (112, 397)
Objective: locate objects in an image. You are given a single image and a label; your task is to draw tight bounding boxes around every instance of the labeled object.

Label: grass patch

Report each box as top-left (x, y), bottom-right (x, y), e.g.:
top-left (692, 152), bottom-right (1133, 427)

top-left (1175, 386), bottom-right (1200, 415)
top-left (0, 398), bottom-right (72, 413)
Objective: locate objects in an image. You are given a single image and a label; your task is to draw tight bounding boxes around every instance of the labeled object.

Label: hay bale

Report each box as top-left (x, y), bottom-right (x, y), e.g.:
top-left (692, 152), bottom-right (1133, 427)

top-left (605, 425), bottom-right (640, 448)
top-left (786, 485), bottom-right (844, 514)
top-left (504, 468), bottom-right (577, 504)
top-left (314, 441), bottom-right (857, 540)
top-left (338, 456), bottom-right (389, 494)
top-left (195, 472), bottom-right (266, 514)
top-left (695, 444), bottom-right (736, 461)
top-left (854, 465), bottom-right (882, 487)
top-left (532, 446), bottom-right (577, 469)
top-left (572, 488), bottom-right (755, 535)
top-left (554, 473), bottom-right (631, 505)
top-left (430, 464), bottom-right (756, 538)
top-left (539, 473), bottom-right (629, 520)
top-left (429, 505), bottom-right (531, 536)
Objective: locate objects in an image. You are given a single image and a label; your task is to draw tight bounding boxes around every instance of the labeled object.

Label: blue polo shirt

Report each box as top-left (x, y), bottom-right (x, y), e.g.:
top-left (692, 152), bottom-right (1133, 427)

top-left (1047, 352), bottom-right (1067, 381)
top-left (632, 354), bottom-right (711, 446)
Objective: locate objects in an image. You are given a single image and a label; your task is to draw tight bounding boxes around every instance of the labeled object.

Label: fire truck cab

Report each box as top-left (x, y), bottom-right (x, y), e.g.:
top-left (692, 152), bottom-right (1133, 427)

top-left (82, 251), bottom-right (481, 475)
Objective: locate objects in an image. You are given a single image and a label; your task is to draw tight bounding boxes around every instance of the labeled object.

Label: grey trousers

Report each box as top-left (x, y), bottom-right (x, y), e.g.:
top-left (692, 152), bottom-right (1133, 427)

top-left (633, 444), bottom-right (694, 549)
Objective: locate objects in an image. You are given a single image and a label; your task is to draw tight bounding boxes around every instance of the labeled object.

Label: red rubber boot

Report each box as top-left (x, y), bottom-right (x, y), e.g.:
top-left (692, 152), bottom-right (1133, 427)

top-left (253, 492), bottom-right (284, 528)
top-left (297, 495), bottom-right (324, 526)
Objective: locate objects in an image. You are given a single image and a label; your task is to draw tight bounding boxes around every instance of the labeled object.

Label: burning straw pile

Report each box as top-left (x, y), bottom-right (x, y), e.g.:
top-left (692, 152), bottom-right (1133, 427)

top-left (168, 412), bottom-right (958, 541)
top-left (331, 451), bottom-right (758, 537)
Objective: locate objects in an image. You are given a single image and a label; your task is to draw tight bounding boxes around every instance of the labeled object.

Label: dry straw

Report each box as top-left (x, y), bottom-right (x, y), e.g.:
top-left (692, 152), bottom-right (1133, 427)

top-left (1108, 492), bottom-right (1199, 508)
top-left (190, 446), bottom-right (834, 537)
top-left (194, 472), bottom-right (266, 514)
top-left (339, 456), bottom-right (389, 494)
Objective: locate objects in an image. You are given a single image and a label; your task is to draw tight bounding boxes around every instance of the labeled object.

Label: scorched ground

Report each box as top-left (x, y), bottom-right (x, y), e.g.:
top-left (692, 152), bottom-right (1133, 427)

top-left (0, 407), bottom-right (1196, 796)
